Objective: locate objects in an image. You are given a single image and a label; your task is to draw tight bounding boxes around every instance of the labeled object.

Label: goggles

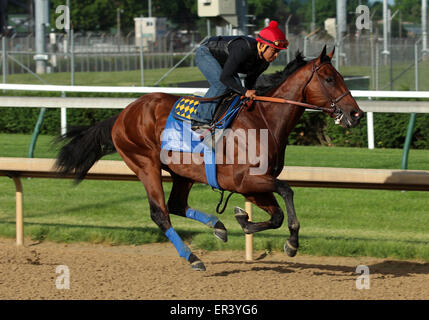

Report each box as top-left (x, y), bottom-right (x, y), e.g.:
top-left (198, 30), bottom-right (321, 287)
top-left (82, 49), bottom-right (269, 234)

top-left (257, 35), bottom-right (289, 49)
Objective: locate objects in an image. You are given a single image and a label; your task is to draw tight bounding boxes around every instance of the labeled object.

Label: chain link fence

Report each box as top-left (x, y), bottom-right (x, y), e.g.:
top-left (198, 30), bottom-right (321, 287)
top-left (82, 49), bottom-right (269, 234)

top-left (1, 32), bottom-right (428, 90)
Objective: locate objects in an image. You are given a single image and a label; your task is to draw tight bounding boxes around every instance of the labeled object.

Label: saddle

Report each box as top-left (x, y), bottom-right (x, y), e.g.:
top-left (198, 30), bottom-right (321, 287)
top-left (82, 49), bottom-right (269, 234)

top-left (212, 92), bottom-right (241, 127)
top-left (172, 92), bottom-right (243, 130)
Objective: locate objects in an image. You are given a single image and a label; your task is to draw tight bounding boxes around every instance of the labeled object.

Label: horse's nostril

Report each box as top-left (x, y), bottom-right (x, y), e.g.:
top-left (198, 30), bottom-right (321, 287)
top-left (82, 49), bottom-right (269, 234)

top-left (351, 111), bottom-right (361, 119)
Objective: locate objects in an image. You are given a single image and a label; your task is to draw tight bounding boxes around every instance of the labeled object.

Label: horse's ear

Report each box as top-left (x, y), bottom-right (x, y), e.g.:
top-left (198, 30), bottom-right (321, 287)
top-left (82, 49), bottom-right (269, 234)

top-left (317, 45), bottom-right (327, 64)
top-left (327, 46), bottom-right (335, 60)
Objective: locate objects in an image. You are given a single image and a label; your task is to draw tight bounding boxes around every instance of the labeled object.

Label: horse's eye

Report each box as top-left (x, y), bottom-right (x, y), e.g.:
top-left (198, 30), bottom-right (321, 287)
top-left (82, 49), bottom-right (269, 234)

top-left (326, 77), bottom-right (334, 83)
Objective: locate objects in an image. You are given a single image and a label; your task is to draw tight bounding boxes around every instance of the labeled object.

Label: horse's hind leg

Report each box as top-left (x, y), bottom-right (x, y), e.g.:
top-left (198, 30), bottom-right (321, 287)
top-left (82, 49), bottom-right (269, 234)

top-left (118, 153), bottom-right (206, 271)
top-left (275, 180), bottom-right (300, 257)
top-left (167, 174), bottom-right (228, 242)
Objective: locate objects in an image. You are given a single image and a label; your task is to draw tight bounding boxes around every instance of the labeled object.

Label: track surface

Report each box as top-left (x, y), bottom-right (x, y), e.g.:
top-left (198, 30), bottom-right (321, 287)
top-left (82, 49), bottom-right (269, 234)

top-left (1, 238), bottom-right (429, 300)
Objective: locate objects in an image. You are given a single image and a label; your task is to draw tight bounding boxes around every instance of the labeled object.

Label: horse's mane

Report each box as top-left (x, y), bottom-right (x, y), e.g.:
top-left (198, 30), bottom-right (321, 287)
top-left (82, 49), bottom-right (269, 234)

top-left (255, 51), bottom-right (307, 95)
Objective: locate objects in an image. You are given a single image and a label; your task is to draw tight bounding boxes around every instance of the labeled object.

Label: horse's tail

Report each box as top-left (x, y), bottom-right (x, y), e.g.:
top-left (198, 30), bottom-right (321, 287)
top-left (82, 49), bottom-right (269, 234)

top-left (54, 114), bottom-right (119, 183)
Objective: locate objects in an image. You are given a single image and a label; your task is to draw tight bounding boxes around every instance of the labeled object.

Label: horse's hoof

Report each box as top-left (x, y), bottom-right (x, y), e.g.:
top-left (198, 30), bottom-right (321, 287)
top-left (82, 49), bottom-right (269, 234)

top-left (234, 206), bottom-right (248, 217)
top-left (284, 241), bottom-right (297, 257)
top-left (234, 206), bottom-right (248, 223)
top-left (190, 260), bottom-right (206, 271)
top-left (213, 228), bottom-right (228, 242)
top-left (234, 207), bottom-right (252, 234)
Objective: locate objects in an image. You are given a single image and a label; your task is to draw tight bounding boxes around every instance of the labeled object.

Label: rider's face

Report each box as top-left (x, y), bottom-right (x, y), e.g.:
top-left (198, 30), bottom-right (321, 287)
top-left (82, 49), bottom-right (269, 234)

top-left (262, 46), bottom-right (280, 63)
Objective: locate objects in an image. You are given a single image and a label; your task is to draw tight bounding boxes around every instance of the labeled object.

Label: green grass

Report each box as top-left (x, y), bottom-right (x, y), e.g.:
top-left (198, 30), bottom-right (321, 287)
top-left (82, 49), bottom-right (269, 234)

top-left (1, 134), bottom-right (429, 261)
top-left (339, 61), bottom-right (429, 91)
top-left (4, 66), bottom-right (206, 87)
top-left (4, 59), bottom-right (429, 91)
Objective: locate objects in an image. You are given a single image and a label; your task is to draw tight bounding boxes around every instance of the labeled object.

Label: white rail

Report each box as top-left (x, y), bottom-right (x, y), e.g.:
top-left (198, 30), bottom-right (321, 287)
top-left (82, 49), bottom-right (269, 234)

top-left (1, 84), bottom-right (429, 150)
top-left (1, 96), bottom-right (429, 113)
top-left (1, 83), bottom-right (429, 98)
top-left (0, 83), bottom-right (208, 95)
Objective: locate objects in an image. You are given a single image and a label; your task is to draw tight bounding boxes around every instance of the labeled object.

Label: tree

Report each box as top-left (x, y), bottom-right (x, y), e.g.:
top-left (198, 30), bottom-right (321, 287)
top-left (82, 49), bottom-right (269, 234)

top-left (153, 0), bottom-right (198, 31)
top-left (248, 0), bottom-right (291, 30)
top-left (49, 0), bottom-right (199, 33)
top-left (369, 0), bottom-right (413, 38)
top-left (296, 0), bottom-right (372, 34)
top-left (50, 0), bottom-right (124, 32)
top-left (393, 0), bottom-right (422, 24)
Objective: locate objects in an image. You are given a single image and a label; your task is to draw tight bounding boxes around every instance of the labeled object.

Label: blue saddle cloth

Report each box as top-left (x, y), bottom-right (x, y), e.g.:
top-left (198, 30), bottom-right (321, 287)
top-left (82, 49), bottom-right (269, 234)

top-left (161, 95), bottom-right (243, 190)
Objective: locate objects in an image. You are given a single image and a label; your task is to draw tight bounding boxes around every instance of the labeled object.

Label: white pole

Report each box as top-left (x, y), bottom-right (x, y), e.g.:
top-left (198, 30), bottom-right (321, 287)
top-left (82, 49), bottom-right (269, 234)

top-left (207, 18), bottom-right (211, 37)
top-left (336, 0), bottom-right (346, 66)
top-left (423, 0), bottom-right (428, 53)
top-left (245, 201), bottom-right (253, 261)
top-left (416, 38), bottom-right (422, 90)
top-left (367, 110), bottom-right (375, 149)
top-left (61, 106), bottom-right (67, 135)
top-left (71, 28), bottom-right (74, 85)
top-left (140, 24), bottom-right (144, 86)
top-left (2, 36), bottom-right (6, 89)
top-left (382, 0), bottom-right (389, 63)
top-left (285, 15), bottom-right (292, 63)
top-left (13, 177), bottom-right (24, 246)
top-left (66, 0), bottom-right (70, 52)
top-left (336, 0), bottom-right (346, 37)
top-left (35, 0), bottom-right (47, 74)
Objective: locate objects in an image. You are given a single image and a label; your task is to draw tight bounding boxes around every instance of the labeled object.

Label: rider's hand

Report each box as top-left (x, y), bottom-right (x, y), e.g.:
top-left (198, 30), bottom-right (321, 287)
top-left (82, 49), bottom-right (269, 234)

top-left (245, 90), bottom-right (256, 99)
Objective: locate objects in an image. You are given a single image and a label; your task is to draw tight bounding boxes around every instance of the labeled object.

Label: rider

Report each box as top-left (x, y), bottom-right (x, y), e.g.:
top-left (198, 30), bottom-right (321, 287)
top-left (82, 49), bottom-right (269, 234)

top-left (191, 20), bottom-right (289, 130)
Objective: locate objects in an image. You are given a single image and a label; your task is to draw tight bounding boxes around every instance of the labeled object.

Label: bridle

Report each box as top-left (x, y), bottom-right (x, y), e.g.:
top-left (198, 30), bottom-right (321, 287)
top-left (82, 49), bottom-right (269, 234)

top-left (252, 60), bottom-right (352, 118)
top-left (301, 60), bottom-right (351, 115)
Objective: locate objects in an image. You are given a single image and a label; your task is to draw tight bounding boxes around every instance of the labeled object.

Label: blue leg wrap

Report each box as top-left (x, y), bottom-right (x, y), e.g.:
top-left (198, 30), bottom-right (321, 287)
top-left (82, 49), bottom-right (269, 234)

top-left (165, 227), bottom-right (192, 261)
top-left (186, 208), bottom-right (219, 228)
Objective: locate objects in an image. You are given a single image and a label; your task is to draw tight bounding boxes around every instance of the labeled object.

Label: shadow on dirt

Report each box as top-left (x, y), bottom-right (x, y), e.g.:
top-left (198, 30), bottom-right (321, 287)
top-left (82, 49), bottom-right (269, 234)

top-left (208, 259), bottom-right (429, 278)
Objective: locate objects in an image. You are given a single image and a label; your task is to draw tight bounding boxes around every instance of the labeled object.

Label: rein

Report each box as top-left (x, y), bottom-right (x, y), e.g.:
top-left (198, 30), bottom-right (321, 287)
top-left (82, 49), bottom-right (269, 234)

top-left (250, 96), bottom-right (333, 113)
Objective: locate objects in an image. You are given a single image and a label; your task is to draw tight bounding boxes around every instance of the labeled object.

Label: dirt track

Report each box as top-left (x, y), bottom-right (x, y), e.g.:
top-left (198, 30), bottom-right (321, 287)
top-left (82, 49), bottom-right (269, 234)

top-left (1, 238), bottom-right (429, 300)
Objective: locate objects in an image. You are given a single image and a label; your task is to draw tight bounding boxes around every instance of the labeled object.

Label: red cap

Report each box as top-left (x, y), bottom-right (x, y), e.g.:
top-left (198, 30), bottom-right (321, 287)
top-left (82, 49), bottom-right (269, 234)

top-left (257, 20), bottom-right (288, 50)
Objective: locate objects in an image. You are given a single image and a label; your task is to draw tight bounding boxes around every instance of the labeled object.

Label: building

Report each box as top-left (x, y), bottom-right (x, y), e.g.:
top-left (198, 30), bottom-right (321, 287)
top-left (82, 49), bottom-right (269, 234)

top-left (134, 17), bottom-right (167, 48)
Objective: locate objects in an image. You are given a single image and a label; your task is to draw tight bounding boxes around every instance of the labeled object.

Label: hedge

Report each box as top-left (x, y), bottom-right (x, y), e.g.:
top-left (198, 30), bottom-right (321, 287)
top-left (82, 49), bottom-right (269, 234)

top-left (288, 112), bottom-right (429, 149)
top-left (0, 107), bottom-right (120, 135)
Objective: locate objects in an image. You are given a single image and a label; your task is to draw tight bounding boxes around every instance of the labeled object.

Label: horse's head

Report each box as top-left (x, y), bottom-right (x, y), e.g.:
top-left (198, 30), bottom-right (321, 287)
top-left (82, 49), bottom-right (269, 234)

top-left (303, 45), bottom-right (364, 128)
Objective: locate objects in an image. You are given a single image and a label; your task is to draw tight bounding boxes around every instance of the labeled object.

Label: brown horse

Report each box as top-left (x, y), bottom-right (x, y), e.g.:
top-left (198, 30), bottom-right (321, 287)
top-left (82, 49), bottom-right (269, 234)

top-left (55, 46), bottom-right (363, 271)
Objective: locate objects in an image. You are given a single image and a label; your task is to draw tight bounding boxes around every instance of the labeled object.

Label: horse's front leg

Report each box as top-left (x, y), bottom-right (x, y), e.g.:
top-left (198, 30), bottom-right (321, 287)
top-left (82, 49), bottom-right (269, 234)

top-left (275, 179), bottom-right (300, 257)
top-left (235, 192), bottom-right (284, 234)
